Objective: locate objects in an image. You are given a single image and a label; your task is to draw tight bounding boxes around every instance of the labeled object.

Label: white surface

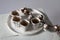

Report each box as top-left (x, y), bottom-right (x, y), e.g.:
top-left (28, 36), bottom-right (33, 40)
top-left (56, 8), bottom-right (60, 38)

top-left (0, 14), bottom-right (60, 40)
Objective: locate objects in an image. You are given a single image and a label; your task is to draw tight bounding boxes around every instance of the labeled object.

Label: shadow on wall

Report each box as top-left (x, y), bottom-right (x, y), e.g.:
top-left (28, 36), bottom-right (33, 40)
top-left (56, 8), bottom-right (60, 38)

top-left (51, 10), bottom-right (60, 25)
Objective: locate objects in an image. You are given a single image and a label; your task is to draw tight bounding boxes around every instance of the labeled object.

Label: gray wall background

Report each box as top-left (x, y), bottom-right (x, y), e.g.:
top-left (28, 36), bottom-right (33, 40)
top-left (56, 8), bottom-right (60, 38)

top-left (0, 0), bottom-right (60, 25)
